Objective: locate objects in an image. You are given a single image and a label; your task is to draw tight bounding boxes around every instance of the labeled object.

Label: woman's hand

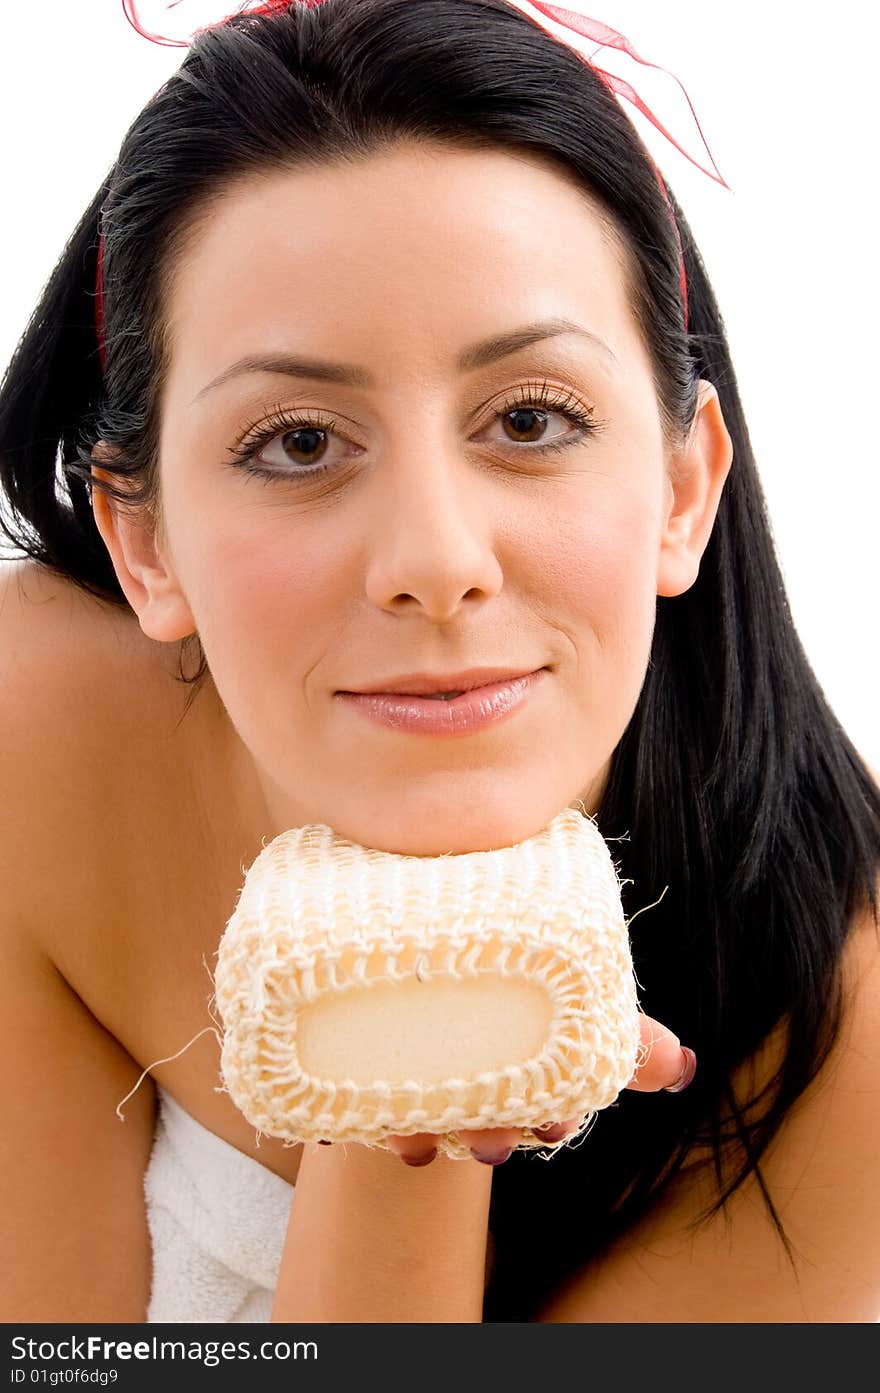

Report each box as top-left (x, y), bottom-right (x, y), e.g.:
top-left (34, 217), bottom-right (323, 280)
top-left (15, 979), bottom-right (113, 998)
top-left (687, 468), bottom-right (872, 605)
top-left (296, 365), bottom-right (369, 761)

top-left (272, 1011), bottom-right (697, 1319)
top-left (383, 1011), bottom-right (697, 1166)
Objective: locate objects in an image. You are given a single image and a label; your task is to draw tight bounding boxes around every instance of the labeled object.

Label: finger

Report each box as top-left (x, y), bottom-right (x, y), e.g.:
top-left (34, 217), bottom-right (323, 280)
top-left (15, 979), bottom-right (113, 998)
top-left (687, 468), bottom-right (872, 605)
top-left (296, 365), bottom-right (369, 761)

top-left (385, 1131), bottom-right (442, 1165)
top-left (626, 1013), bottom-right (697, 1093)
top-left (382, 1012), bottom-right (698, 1166)
top-left (462, 1127), bottom-right (525, 1165)
top-left (532, 1117), bottom-right (581, 1143)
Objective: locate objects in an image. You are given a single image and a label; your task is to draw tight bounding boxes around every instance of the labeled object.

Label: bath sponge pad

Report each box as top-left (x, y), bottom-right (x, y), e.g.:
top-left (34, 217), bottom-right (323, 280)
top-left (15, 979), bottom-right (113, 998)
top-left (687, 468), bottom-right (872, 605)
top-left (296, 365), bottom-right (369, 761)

top-left (213, 807), bottom-right (641, 1160)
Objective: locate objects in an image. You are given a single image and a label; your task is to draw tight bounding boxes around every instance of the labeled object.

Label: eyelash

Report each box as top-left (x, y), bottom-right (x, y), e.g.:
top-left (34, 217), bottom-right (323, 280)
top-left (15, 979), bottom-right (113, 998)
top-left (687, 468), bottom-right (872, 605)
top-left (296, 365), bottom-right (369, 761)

top-left (226, 378), bottom-right (602, 484)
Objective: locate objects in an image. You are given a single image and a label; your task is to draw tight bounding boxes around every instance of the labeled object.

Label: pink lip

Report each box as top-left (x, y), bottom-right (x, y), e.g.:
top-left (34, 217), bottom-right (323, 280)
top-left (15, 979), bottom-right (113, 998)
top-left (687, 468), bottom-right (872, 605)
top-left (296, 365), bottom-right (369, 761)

top-left (341, 666), bottom-right (539, 696)
top-left (336, 670), bottom-right (547, 736)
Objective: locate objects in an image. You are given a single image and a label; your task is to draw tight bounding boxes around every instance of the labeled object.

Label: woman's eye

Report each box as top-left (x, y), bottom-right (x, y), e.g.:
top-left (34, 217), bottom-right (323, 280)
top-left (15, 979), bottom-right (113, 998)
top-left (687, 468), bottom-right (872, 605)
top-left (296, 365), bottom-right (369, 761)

top-left (230, 389), bottom-right (599, 483)
top-left (253, 422), bottom-right (349, 474)
top-left (487, 406), bottom-right (584, 449)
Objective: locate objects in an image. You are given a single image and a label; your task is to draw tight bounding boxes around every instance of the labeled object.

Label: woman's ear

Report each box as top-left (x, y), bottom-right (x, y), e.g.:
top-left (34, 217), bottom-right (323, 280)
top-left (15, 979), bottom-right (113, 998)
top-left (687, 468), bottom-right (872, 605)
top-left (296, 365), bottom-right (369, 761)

top-left (90, 443), bottom-right (198, 643)
top-left (655, 380), bottom-right (734, 599)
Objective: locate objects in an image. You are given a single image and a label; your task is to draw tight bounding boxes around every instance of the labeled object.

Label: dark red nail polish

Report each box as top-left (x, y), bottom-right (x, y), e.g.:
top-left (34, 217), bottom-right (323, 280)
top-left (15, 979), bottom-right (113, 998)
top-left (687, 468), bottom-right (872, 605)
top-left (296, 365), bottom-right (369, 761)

top-left (317, 1139), bottom-right (332, 1145)
top-left (664, 1046), bottom-right (697, 1093)
top-left (471, 1147), bottom-right (513, 1165)
top-left (533, 1123), bottom-right (569, 1142)
top-left (402, 1148), bottom-right (437, 1167)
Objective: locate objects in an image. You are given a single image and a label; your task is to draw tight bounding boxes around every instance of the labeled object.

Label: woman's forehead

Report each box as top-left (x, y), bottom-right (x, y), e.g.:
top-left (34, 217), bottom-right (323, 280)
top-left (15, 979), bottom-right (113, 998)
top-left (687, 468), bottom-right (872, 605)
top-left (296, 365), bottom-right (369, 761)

top-left (163, 143), bottom-right (638, 389)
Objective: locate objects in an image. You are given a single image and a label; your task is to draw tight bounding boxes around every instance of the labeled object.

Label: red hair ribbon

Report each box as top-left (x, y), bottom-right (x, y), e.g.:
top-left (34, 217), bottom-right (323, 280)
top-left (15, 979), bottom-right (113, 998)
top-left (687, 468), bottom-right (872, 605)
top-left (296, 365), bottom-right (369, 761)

top-left (96, 0), bottom-right (729, 366)
top-left (522, 4), bottom-right (727, 188)
top-left (516, 2), bottom-right (729, 325)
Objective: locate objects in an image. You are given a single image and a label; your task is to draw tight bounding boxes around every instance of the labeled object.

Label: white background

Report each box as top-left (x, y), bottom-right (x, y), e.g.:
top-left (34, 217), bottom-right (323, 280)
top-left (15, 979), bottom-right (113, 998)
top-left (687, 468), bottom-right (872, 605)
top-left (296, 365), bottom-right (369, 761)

top-left (1, 1), bottom-right (877, 766)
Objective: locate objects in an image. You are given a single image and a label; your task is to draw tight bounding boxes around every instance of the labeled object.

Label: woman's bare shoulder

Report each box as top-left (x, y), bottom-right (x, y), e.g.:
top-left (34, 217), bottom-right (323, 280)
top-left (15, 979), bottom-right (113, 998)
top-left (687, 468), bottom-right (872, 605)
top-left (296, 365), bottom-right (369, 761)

top-left (0, 556), bottom-right (174, 691)
top-left (0, 559), bottom-right (166, 1319)
top-left (0, 558), bottom-right (266, 1054)
top-left (0, 558), bottom-right (191, 950)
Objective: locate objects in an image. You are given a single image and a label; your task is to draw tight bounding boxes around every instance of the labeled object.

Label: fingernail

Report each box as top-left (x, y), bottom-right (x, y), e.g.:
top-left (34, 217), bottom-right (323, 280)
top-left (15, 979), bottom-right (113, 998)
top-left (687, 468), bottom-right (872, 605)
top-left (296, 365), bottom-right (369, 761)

top-left (533, 1123), bottom-right (569, 1142)
top-left (470, 1147), bottom-right (513, 1166)
top-left (402, 1148), bottom-right (437, 1167)
top-left (664, 1046), bottom-right (697, 1093)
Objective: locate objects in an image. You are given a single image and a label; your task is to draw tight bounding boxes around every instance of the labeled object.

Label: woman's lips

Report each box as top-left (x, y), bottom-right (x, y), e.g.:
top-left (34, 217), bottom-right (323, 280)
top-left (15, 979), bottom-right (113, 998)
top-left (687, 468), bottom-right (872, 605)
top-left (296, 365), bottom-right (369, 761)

top-left (336, 670), bottom-right (547, 735)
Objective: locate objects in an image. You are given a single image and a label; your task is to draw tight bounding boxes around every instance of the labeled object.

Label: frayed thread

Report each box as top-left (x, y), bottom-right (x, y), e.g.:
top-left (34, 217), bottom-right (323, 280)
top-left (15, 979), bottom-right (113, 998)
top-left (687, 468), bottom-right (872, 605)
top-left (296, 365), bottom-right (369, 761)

top-left (115, 1025), bottom-right (223, 1121)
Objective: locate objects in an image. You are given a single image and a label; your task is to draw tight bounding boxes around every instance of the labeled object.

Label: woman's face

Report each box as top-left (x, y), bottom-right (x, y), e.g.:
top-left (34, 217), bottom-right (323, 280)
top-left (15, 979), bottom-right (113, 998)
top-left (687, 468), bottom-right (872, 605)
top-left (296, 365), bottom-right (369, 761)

top-left (96, 141), bottom-right (731, 854)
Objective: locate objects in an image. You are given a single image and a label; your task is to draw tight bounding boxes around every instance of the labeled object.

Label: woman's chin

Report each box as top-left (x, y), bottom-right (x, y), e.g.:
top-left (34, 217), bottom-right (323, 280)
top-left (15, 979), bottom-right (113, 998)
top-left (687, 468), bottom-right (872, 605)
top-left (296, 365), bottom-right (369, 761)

top-left (306, 801), bottom-right (571, 858)
top-left (254, 761), bottom-right (610, 856)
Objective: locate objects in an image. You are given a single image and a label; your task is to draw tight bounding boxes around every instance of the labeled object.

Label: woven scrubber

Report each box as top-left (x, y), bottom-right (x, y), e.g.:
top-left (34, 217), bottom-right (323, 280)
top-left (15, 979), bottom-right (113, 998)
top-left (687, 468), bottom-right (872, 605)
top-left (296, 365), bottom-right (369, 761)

top-left (213, 807), bottom-right (641, 1160)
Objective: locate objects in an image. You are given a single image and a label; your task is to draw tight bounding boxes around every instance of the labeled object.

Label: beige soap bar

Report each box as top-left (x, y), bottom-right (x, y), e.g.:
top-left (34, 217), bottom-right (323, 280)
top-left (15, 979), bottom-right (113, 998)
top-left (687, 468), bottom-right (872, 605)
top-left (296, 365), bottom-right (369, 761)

top-left (212, 807), bottom-right (641, 1159)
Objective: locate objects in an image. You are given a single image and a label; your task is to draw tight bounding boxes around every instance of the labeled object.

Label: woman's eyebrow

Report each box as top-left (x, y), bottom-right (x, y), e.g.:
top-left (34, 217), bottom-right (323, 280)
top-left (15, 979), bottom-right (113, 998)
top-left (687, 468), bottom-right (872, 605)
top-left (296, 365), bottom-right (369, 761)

top-left (190, 316), bottom-right (616, 403)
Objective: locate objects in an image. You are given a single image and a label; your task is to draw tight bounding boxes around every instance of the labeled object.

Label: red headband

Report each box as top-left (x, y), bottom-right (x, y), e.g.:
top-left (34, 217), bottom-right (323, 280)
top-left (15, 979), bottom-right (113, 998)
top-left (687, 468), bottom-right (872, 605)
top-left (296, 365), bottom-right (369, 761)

top-left (95, 0), bottom-right (729, 369)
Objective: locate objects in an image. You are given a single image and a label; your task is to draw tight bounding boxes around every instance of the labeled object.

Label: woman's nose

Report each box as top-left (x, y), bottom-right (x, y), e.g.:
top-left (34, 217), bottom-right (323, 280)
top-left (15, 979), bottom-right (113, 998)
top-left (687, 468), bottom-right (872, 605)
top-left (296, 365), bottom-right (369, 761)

top-left (362, 449), bottom-right (504, 619)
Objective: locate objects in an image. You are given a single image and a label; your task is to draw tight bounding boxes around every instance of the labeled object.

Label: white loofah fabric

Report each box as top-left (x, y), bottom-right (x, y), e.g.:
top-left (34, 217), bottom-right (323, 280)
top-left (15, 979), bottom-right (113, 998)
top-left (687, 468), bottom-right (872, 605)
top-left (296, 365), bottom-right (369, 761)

top-left (212, 807), bottom-right (641, 1160)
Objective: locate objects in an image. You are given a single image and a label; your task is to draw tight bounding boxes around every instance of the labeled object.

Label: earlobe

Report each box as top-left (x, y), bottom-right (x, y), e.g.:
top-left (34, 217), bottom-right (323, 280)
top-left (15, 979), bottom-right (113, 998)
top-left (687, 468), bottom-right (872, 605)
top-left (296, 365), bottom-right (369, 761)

top-left (90, 452), bottom-right (198, 643)
top-left (655, 381), bottom-right (733, 599)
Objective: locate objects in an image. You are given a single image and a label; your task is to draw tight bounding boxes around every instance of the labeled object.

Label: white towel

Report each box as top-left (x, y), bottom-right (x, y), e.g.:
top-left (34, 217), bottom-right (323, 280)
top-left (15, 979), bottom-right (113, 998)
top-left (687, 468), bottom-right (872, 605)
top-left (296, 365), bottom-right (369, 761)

top-left (144, 1085), bottom-right (295, 1323)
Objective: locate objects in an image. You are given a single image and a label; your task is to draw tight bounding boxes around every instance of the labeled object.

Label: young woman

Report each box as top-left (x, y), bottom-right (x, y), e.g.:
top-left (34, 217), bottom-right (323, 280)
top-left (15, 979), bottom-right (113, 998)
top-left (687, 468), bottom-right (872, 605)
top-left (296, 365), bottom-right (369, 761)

top-left (1, 0), bottom-right (878, 1323)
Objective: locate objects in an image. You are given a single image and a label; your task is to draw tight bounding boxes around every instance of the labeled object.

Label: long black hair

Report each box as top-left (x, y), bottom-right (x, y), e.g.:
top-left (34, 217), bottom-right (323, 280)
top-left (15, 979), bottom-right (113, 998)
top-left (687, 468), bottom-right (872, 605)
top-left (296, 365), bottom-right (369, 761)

top-left (1, 0), bottom-right (878, 1321)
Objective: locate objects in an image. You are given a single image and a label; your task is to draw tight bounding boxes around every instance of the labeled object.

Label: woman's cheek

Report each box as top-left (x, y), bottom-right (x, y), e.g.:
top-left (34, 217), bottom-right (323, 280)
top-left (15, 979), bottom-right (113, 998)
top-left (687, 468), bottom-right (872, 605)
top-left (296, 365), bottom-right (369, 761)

top-left (539, 478), bottom-right (659, 620)
top-left (548, 488), bottom-right (662, 732)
